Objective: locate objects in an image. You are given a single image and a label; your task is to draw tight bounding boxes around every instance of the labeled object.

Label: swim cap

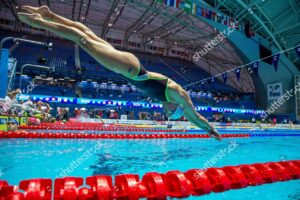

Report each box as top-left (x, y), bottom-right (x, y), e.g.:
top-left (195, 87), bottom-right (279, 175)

top-left (7, 118), bottom-right (19, 125)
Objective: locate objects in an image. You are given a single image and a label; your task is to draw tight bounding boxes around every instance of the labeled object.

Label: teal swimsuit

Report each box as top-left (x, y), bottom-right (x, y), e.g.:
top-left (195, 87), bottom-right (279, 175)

top-left (123, 65), bottom-right (170, 102)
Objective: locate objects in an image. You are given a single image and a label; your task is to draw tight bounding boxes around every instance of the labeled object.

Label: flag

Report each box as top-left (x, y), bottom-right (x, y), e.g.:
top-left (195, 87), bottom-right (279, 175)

top-left (178, 0), bottom-right (185, 8)
top-left (207, 10), bottom-right (212, 19)
top-left (202, 8), bottom-right (208, 18)
top-left (247, 66), bottom-right (253, 74)
top-left (238, 23), bottom-right (243, 32)
top-left (211, 11), bottom-right (216, 21)
top-left (234, 19), bottom-right (239, 30)
top-left (230, 18), bottom-right (235, 28)
top-left (175, 0), bottom-right (181, 8)
top-left (222, 16), bottom-right (229, 25)
top-left (296, 45), bottom-right (300, 57)
top-left (252, 61), bottom-right (259, 75)
top-left (166, 0), bottom-right (175, 6)
top-left (272, 54), bottom-right (280, 72)
top-left (216, 13), bottom-right (222, 23)
top-left (196, 6), bottom-right (202, 16)
top-left (183, 1), bottom-right (193, 13)
top-left (192, 3), bottom-right (196, 14)
top-left (222, 73), bottom-right (227, 84)
top-left (235, 68), bottom-right (241, 82)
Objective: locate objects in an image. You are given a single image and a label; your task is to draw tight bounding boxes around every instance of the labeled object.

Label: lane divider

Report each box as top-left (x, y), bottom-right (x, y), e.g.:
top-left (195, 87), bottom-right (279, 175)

top-left (1, 131), bottom-right (300, 139)
top-left (19, 125), bottom-right (187, 132)
top-left (0, 131), bottom-right (250, 139)
top-left (0, 160), bottom-right (299, 199)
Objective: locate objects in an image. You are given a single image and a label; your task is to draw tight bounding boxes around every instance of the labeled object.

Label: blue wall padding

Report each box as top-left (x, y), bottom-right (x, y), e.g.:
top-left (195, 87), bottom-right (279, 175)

top-left (0, 49), bottom-right (9, 98)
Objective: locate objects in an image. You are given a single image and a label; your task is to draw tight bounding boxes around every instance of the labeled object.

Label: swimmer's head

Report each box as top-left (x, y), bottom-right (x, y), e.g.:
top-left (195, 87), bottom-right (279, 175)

top-left (162, 102), bottom-right (184, 120)
top-left (7, 88), bottom-right (22, 99)
top-left (7, 118), bottom-right (19, 131)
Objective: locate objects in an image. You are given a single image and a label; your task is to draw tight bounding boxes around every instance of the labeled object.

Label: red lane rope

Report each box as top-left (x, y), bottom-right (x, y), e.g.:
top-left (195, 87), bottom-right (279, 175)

top-left (0, 160), bottom-right (299, 199)
top-left (0, 131), bottom-right (250, 139)
top-left (19, 125), bottom-right (187, 132)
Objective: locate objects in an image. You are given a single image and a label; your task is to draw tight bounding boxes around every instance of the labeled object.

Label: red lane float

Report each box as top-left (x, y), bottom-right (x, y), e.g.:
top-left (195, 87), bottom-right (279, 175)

top-left (19, 122), bottom-right (188, 132)
top-left (0, 131), bottom-right (250, 139)
top-left (0, 160), bottom-right (299, 199)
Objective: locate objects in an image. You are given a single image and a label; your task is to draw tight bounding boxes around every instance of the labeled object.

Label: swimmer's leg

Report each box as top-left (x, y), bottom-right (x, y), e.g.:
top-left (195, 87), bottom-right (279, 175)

top-left (17, 12), bottom-right (140, 77)
top-left (22, 5), bottom-right (112, 47)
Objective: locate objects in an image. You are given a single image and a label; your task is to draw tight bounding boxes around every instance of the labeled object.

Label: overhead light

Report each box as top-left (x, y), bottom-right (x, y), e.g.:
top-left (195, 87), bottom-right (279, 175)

top-left (108, 23), bottom-right (113, 27)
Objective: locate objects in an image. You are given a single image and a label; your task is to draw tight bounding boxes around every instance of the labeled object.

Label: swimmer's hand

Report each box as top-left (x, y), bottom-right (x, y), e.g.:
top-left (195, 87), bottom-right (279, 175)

top-left (207, 127), bottom-right (222, 141)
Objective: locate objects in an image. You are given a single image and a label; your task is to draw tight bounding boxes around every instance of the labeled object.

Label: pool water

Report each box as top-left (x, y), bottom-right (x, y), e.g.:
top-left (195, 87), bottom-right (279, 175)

top-left (0, 132), bottom-right (300, 199)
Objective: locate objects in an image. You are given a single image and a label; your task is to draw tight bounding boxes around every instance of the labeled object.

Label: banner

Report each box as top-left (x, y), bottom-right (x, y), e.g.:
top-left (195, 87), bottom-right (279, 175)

top-left (211, 77), bottom-right (215, 86)
top-left (201, 81), bottom-right (205, 90)
top-left (267, 82), bottom-right (283, 100)
top-left (252, 61), bottom-right (259, 75)
top-left (0, 49), bottom-right (9, 98)
top-left (235, 68), bottom-right (241, 82)
top-left (296, 45), bottom-right (300, 57)
top-left (272, 54), bottom-right (280, 72)
top-left (222, 73), bottom-right (227, 84)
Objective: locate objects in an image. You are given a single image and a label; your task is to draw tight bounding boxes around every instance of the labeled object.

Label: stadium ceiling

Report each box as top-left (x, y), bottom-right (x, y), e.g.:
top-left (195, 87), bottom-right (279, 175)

top-left (2, 0), bottom-right (281, 93)
top-left (204, 0), bottom-right (300, 68)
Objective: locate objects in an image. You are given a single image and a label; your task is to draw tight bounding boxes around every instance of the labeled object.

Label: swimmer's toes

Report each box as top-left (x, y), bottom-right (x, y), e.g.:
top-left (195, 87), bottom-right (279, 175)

top-left (22, 6), bottom-right (38, 14)
top-left (18, 12), bottom-right (42, 24)
top-left (23, 5), bottom-right (51, 18)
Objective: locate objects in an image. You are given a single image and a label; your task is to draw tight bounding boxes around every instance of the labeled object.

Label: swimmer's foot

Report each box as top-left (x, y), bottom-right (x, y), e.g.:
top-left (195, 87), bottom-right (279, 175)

top-left (22, 5), bottom-right (53, 21)
top-left (17, 12), bottom-right (44, 28)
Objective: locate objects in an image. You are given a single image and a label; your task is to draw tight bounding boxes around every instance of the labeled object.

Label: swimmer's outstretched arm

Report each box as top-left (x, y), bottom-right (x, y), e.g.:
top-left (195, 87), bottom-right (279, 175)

top-left (169, 87), bottom-right (222, 140)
